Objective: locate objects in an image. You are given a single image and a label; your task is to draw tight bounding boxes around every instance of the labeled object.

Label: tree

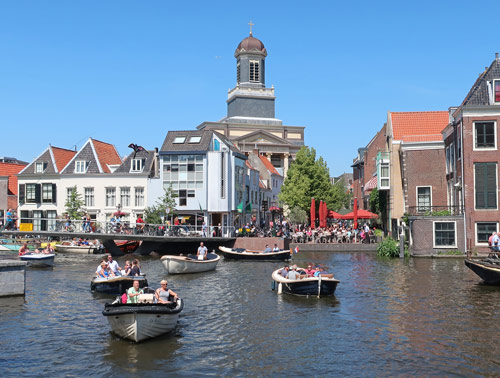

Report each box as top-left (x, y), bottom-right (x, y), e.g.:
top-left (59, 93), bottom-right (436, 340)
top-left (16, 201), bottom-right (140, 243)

top-left (288, 206), bottom-right (308, 225)
top-left (144, 186), bottom-right (177, 224)
top-left (65, 186), bottom-right (85, 220)
top-left (279, 146), bottom-right (347, 213)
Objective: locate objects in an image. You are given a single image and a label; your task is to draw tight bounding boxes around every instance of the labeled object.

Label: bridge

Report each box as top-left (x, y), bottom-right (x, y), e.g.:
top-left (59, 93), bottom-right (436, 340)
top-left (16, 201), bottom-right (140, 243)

top-left (0, 231), bottom-right (236, 256)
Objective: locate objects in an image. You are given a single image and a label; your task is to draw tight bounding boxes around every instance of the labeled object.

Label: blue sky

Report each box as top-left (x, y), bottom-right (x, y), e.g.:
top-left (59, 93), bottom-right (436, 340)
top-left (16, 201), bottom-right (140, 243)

top-left (1, 0), bottom-right (499, 175)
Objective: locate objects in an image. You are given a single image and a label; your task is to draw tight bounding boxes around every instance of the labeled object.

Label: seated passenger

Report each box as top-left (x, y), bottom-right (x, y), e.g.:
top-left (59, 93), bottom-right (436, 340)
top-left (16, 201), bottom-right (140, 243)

top-left (128, 259), bottom-right (141, 276)
top-left (305, 264), bottom-right (316, 277)
top-left (127, 280), bottom-right (143, 304)
top-left (97, 262), bottom-right (114, 278)
top-left (122, 260), bottom-right (132, 276)
top-left (313, 267), bottom-right (334, 279)
top-left (279, 265), bottom-right (289, 277)
top-left (155, 280), bottom-right (179, 304)
top-left (272, 244), bottom-right (280, 252)
top-left (263, 244), bottom-right (272, 253)
top-left (286, 266), bottom-right (300, 280)
top-left (18, 243), bottom-right (30, 256)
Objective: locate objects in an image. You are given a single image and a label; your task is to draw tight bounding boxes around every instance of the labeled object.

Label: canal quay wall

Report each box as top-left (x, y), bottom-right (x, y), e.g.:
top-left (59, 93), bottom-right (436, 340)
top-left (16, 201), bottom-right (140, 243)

top-left (0, 260), bottom-right (27, 296)
top-left (409, 216), bottom-right (466, 255)
top-left (233, 237), bottom-right (288, 251)
top-left (290, 243), bottom-right (377, 252)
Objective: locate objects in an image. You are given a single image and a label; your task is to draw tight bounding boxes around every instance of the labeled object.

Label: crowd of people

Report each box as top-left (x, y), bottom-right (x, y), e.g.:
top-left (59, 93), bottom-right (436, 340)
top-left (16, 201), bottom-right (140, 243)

top-left (96, 255), bottom-right (142, 278)
top-left (18, 242), bottom-right (55, 256)
top-left (278, 264), bottom-right (334, 280)
top-left (290, 222), bottom-right (376, 244)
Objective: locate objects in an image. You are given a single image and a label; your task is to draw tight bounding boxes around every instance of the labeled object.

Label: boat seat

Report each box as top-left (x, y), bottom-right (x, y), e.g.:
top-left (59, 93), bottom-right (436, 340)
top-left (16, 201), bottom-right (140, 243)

top-left (138, 293), bottom-right (155, 303)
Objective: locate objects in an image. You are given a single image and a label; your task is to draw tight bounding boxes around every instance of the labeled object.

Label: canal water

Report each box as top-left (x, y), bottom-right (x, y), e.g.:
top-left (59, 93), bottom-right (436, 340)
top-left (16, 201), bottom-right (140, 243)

top-left (1, 251), bottom-right (500, 377)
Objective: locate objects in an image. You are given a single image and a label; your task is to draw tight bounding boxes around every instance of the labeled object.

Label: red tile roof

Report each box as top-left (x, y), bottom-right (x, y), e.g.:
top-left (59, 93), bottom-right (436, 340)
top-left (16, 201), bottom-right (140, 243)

top-left (92, 139), bottom-right (122, 173)
top-left (245, 160), bottom-right (257, 170)
top-left (390, 111), bottom-right (449, 142)
top-left (258, 155), bottom-right (281, 176)
top-left (51, 146), bottom-right (77, 172)
top-left (0, 162), bottom-right (27, 195)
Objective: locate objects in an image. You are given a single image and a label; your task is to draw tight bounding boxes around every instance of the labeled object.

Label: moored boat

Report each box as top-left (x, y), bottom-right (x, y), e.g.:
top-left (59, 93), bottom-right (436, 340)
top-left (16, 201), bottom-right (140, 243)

top-left (19, 253), bottom-right (55, 267)
top-left (102, 293), bottom-right (183, 342)
top-left (218, 246), bottom-right (291, 261)
top-left (55, 243), bottom-right (101, 254)
top-left (91, 274), bottom-right (148, 295)
top-left (160, 253), bottom-right (220, 274)
top-left (465, 258), bottom-right (500, 285)
top-left (271, 268), bottom-right (339, 297)
top-left (114, 240), bottom-right (140, 254)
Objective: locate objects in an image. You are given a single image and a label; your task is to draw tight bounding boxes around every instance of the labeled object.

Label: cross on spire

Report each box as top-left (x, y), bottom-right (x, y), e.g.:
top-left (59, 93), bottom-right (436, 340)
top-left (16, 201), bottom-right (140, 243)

top-left (248, 20), bottom-right (254, 36)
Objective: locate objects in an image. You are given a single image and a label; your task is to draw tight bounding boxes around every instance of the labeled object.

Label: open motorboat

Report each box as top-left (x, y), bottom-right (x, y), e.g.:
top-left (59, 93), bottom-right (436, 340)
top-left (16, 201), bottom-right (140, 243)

top-left (55, 243), bottom-right (102, 254)
top-left (91, 274), bottom-right (148, 295)
top-left (465, 256), bottom-right (500, 284)
top-left (271, 268), bottom-right (339, 297)
top-left (102, 291), bottom-right (183, 342)
top-left (218, 246), bottom-right (291, 261)
top-left (160, 253), bottom-right (220, 274)
top-left (19, 252), bottom-right (55, 267)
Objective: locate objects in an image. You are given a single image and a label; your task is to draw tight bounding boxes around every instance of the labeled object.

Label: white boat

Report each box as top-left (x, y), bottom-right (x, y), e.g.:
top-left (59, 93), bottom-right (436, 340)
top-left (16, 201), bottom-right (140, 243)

top-left (160, 253), bottom-right (220, 274)
top-left (102, 294), bottom-right (183, 342)
top-left (55, 244), bottom-right (101, 254)
top-left (19, 253), bottom-right (55, 267)
top-left (218, 246), bottom-right (292, 261)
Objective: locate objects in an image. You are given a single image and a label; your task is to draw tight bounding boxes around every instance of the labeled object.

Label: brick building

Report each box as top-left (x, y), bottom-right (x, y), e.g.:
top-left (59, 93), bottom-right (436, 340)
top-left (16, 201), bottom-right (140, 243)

top-left (442, 53), bottom-right (500, 253)
top-left (0, 157), bottom-right (27, 226)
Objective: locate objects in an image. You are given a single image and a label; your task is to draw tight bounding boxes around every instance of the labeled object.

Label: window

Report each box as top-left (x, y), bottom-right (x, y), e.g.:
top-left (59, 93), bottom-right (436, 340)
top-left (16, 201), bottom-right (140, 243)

top-left (434, 222), bottom-right (456, 247)
top-left (450, 143), bottom-right (455, 173)
top-left (173, 137), bottom-right (186, 144)
top-left (476, 222), bottom-right (498, 244)
top-left (66, 187), bottom-right (73, 202)
top-left (26, 184), bottom-right (36, 203)
top-left (162, 155), bottom-right (204, 201)
top-left (221, 152), bottom-right (225, 198)
top-left (457, 128), bottom-right (462, 159)
top-left (135, 187), bottom-right (144, 207)
top-left (42, 183), bottom-right (54, 203)
top-left (85, 187), bottom-right (94, 207)
top-left (474, 122), bottom-right (496, 149)
top-left (237, 61), bottom-right (240, 83)
top-left (495, 80), bottom-right (500, 103)
top-left (380, 163), bottom-right (389, 188)
top-left (75, 160), bottom-right (89, 173)
top-left (475, 163), bottom-right (497, 209)
top-left (35, 162), bottom-right (47, 173)
top-left (188, 136), bottom-right (201, 144)
top-left (179, 190), bottom-right (187, 206)
top-left (105, 187), bottom-right (116, 207)
top-left (131, 158), bottom-right (144, 172)
top-left (120, 187), bottom-right (130, 207)
top-left (249, 60), bottom-right (260, 82)
top-left (417, 187), bottom-right (431, 212)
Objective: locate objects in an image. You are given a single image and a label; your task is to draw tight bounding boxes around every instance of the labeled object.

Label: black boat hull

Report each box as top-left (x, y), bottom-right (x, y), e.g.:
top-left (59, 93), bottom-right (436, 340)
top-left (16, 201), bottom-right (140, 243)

top-left (218, 247), bottom-right (291, 261)
top-left (465, 259), bottom-right (500, 285)
top-left (280, 279), bottom-right (338, 296)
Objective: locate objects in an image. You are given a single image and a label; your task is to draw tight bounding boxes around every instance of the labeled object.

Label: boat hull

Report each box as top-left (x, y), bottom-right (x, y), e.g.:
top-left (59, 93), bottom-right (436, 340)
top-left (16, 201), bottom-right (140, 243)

top-left (160, 253), bottom-right (220, 274)
top-left (218, 246), bottom-right (291, 261)
top-left (103, 300), bottom-right (183, 342)
top-left (91, 275), bottom-right (148, 295)
top-left (55, 244), bottom-right (99, 254)
top-left (272, 270), bottom-right (339, 297)
top-left (19, 253), bottom-right (55, 267)
top-left (465, 259), bottom-right (500, 285)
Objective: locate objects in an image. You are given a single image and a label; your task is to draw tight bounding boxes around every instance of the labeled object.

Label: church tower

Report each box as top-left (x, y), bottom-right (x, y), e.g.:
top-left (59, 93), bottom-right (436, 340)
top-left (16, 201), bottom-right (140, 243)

top-left (226, 27), bottom-right (276, 120)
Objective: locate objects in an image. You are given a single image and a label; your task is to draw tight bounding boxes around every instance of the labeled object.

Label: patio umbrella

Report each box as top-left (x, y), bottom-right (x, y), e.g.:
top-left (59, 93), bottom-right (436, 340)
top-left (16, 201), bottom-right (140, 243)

top-left (310, 198), bottom-right (316, 227)
top-left (353, 198), bottom-right (358, 230)
top-left (321, 201), bottom-right (327, 227)
top-left (327, 210), bottom-right (344, 219)
top-left (343, 209), bottom-right (378, 220)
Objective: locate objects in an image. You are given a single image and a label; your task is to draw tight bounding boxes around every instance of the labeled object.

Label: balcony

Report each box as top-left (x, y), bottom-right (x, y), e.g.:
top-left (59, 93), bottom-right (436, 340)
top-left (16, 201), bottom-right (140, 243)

top-left (376, 152), bottom-right (390, 190)
top-left (407, 205), bottom-right (463, 216)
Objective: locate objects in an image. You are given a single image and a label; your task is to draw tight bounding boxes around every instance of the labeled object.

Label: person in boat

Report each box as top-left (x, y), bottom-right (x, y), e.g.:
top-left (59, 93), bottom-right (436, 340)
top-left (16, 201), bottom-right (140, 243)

top-left (305, 264), bottom-right (316, 277)
top-left (263, 244), bottom-right (272, 253)
top-left (279, 265), bottom-right (289, 277)
top-left (272, 244), bottom-right (280, 252)
top-left (43, 244), bottom-right (55, 254)
top-left (106, 255), bottom-right (122, 276)
top-left (155, 280), bottom-right (179, 304)
top-left (286, 266), bottom-right (301, 280)
top-left (492, 232), bottom-right (500, 252)
top-left (197, 242), bottom-right (208, 260)
top-left (128, 259), bottom-right (141, 276)
top-left (126, 280), bottom-right (143, 304)
top-left (313, 267), bottom-right (334, 279)
top-left (96, 258), bottom-right (107, 275)
top-left (97, 262), bottom-right (115, 278)
top-left (18, 243), bottom-right (30, 256)
top-left (122, 260), bottom-right (132, 276)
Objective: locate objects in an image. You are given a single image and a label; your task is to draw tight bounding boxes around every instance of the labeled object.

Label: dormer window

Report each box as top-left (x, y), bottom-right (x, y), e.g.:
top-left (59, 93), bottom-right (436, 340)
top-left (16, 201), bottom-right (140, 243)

top-left (188, 136), bottom-right (201, 144)
top-left (249, 60), bottom-right (260, 82)
top-left (75, 160), bottom-right (89, 173)
top-left (173, 137), bottom-right (186, 144)
top-left (131, 158), bottom-right (145, 172)
top-left (35, 162), bottom-right (47, 173)
top-left (495, 80), bottom-right (500, 103)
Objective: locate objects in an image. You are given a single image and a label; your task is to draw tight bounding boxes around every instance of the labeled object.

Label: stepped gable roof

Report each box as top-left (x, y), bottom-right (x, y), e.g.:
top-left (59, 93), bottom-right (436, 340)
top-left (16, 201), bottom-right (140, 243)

top-left (258, 154), bottom-right (281, 176)
top-left (390, 111), bottom-right (449, 142)
top-left (0, 162), bottom-right (27, 195)
top-left (91, 139), bottom-right (121, 173)
top-left (51, 147), bottom-right (77, 172)
top-left (460, 56), bottom-right (500, 107)
top-left (113, 149), bottom-right (155, 175)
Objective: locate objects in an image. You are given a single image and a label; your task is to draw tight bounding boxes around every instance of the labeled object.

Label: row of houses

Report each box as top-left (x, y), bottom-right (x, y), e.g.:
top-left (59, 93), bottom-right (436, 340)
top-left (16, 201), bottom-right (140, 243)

top-left (1, 130), bottom-right (283, 232)
top-left (353, 53), bottom-right (500, 254)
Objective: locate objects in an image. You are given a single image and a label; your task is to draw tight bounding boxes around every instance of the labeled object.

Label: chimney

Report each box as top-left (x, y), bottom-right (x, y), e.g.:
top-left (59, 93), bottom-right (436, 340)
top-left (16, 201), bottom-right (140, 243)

top-left (496, 52), bottom-right (499, 60)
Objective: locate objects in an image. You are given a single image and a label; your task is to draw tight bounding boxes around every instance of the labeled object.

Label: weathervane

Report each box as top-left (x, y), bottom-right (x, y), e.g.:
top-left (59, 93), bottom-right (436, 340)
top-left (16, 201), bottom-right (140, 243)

top-left (248, 20), bottom-right (254, 36)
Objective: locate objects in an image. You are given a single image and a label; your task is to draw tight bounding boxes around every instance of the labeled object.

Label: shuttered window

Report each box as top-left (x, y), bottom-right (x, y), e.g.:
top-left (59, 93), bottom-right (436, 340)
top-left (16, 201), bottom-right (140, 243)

top-left (475, 163), bottom-right (497, 209)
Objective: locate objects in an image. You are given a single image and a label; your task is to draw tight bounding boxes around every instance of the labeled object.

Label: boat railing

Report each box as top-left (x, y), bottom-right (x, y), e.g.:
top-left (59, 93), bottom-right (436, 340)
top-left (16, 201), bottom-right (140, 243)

top-left (4, 217), bottom-right (237, 237)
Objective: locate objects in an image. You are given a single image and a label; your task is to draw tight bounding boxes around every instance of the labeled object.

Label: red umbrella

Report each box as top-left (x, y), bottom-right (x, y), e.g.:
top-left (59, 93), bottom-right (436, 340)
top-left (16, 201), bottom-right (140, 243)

top-left (310, 198), bottom-right (316, 226)
top-left (353, 198), bottom-right (358, 229)
top-left (343, 208), bottom-right (378, 220)
top-left (318, 200), bottom-right (323, 228)
top-left (327, 210), bottom-right (344, 219)
top-left (322, 201), bottom-right (328, 227)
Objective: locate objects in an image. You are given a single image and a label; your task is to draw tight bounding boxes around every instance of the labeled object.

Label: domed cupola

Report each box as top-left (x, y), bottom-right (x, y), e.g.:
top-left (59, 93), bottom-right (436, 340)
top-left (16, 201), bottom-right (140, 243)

top-left (235, 34), bottom-right (267, 58)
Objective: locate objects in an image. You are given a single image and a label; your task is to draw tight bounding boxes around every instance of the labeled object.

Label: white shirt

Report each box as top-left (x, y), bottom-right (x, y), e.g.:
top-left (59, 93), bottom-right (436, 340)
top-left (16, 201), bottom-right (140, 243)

top-left (198, 246), bottom-right (207, 256)
top-left (108, 260), bottom-right (120, 274)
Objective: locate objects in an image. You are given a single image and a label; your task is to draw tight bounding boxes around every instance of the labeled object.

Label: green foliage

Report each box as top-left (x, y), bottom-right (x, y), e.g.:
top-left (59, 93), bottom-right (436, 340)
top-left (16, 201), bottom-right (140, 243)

top-left (288, 206), bottom-right (308, 225)
top-left (65, 186), bottom-right (85, 220)
top-left (279, 146), bottom-right (347, 213)
top-left (374, 229), bottom-right (383, 237)
top-left (377, 237), bottom-right (400, 258)
top-left (369, 188), bottom-right (380, 214)
top-left (144, 186), bottom-right (177, 224)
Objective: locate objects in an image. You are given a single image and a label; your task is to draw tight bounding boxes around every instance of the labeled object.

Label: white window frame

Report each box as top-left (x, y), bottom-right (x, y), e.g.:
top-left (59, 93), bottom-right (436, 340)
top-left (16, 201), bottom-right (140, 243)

top-left (416, 186), bottom-right (432, 212)
top-left (105, 187), bottom-right (116, 207)
top-left (188, 136), bottom-right (202, 144)
top-left (473, 162), bottom-right (498, 211)
top-left (432, 221), bottom-right (457, 248)
top-left (35, 162), bottom-right (46, 173)
top-left (173, 137), bottom-right (186, 144)
top-left (84, 187), bottom-right (94, 207)
top-left (249, 60), bottom-right (260, 82)
top-left (473, 121), bottom-right (497, 151)
top-left (130, 158), bottom-right (144, 173)
top-left (75, 160), bottom-right (89, 174)
top-left (134, 187), bottom-right (145, 207)
top-left (475, 222), bottom-right (499, 246)
top-left (120, 187), bottom-right (131, 207)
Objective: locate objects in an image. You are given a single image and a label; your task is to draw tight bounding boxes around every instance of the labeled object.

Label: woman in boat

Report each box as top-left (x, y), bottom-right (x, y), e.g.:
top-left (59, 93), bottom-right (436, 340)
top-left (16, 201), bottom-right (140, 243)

top-left (128, 259), bottom-right (141, 276)
top-left (122, 260), bottom-right (132, 276)
top-left (97, 262), bottom-right (114, 278)
top-left (155, 280), bottom-right (178, 304)
top-left (18, 243), bottom-right (30, 256)
top-left (43, 244), bottom-right (55, 254)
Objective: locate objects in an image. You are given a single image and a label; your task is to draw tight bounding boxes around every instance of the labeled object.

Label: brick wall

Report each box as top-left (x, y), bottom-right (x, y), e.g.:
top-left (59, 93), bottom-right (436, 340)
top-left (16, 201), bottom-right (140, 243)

top-left (410, 216), bottom-right (465, 255)
top-left (233, 237), bottom-right (287, 251)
